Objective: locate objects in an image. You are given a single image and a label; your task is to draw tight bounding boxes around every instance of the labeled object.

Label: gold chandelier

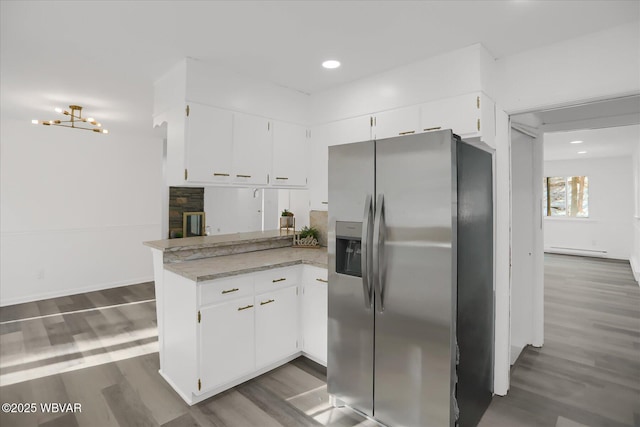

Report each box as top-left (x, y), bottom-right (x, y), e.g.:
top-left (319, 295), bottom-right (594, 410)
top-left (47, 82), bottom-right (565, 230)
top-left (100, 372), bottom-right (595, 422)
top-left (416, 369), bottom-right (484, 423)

top-left (32, 105), bottom-right (109, 134)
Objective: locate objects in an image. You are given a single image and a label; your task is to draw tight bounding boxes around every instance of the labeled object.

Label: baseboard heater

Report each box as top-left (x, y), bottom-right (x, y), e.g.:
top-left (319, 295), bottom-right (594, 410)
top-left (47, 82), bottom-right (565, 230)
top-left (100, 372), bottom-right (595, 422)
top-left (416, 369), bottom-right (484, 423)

top-left (546, 246), bottom-right (608, 257)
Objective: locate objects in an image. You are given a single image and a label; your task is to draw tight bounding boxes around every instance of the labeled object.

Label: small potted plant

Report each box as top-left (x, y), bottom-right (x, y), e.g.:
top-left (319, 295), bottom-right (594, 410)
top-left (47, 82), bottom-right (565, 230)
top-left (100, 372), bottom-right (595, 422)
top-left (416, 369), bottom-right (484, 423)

top-left (295, 226), bottom-right (320, 247)
top-left (280, 209), bottom-right (294, 228)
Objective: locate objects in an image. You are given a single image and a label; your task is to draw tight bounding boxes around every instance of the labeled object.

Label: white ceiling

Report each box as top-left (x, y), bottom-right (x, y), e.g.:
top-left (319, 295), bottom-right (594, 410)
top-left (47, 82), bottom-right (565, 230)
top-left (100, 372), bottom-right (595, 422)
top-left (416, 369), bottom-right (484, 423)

top-left (544, 125), bottom-right (640, 161)
top-left (1, 1), bottom-right (639, 134)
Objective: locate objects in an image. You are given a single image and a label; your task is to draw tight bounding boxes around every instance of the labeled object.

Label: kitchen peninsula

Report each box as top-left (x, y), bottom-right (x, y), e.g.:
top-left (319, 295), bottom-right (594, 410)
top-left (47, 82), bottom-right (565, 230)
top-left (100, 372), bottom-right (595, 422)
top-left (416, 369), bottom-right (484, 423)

top-left (144, 230), bottom-right (328, 405)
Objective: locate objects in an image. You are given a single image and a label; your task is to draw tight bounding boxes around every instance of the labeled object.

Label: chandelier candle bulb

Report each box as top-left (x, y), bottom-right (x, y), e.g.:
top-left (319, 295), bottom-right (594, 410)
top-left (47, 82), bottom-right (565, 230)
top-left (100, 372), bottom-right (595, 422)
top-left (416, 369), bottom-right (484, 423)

top-left (31, 105), bottom-right (107, 134)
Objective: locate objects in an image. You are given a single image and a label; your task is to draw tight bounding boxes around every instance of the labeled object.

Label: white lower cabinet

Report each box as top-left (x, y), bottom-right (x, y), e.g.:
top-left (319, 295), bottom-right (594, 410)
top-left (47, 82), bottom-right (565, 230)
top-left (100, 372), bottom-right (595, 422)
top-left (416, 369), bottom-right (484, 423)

top-left (302, 266), bottom-right (328, 364)
top-left (255, 286), bottom-right (299, 368)
top-left (198, 296), bottom-right (255, 393)
top-left (162, 264), bottom-right (327, 405)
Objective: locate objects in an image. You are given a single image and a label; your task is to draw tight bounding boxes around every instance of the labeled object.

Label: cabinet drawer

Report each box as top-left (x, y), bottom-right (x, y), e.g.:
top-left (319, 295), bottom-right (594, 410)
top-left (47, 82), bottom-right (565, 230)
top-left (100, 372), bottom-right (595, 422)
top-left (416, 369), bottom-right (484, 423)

top-left (199, 275), bottom-right (254, 306)
top-left (254, 266), bottom-right (301, 294)
top-left (304, 265), bottom-right (328, 284)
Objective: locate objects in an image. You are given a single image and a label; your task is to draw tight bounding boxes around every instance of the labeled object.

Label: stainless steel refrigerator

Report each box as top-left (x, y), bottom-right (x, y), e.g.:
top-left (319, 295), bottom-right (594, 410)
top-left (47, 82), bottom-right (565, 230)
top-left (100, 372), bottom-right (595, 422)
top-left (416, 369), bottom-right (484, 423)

top-left (328, 130), bottom-right (494, 427)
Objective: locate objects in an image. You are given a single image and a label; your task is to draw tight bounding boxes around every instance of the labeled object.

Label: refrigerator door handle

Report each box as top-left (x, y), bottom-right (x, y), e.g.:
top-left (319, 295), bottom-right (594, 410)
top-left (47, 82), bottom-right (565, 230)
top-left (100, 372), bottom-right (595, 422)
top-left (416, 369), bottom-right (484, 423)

top-left (361, 194), bottom-right (373, 308)
top-left (373, 194), bottom-right (386, 313)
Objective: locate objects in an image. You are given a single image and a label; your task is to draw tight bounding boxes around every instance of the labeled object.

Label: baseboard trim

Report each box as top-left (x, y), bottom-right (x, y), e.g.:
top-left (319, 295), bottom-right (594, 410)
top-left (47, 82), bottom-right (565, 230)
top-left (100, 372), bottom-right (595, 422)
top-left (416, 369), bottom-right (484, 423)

top-left (544, 247), bottom-right (632, 261)
top-left (0, 276), bottom-right (154, 307)
top-left (630, 256), bottom-right (640, 285)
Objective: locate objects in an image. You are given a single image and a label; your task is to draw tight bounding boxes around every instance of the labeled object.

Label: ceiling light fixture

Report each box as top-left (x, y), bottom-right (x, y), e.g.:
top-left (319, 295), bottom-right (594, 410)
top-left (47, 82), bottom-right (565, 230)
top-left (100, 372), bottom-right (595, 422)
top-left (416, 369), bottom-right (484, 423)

top-left (578, 151), bottom-right (587, 154)
top-left (569, 140), bottom-right (583, 144)
top-left (322, 60), bottom-right (341, 69)
top-left (32, 105), bottom-right (108, 134)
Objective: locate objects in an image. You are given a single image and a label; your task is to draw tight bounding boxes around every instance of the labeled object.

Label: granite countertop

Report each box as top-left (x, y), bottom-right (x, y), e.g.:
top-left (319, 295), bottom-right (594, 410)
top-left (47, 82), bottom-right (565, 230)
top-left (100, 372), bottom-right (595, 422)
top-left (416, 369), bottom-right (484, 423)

top-left (143, 229), bottom-right (294, 252)
top-left (165, 247), bottom-right (328, 282)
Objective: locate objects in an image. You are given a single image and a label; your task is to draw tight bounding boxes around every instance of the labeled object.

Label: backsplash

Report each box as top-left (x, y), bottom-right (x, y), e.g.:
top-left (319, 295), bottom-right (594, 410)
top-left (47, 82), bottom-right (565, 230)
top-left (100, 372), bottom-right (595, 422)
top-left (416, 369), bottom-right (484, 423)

top-left (310, 210), bottom-right (328, 247)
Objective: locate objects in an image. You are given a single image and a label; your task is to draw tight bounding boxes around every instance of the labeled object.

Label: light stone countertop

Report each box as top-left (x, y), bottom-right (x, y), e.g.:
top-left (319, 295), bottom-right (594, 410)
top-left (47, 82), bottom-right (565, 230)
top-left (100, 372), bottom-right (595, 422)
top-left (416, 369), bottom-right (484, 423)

top-left (164, 247), bottom-right (328, 282)
top-left (143, 229), bottom-right (294, 252)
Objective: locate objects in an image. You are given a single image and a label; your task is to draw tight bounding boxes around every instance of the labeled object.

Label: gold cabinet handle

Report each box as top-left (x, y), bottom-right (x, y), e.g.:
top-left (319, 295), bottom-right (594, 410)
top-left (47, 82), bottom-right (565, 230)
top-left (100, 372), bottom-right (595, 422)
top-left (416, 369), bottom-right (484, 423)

top-left (272, 278), bottom-right (286, 283)
top-left (221, 288), bottom-right (239, 294)
top-left (316, 278), bottom-right (328, 283)
top-left (399, 130), bottom-right (415, 135)
top-left (260, 299), bottom-right (275, 306)
top-left (238, 304), bottom-right (254, 311)
top-left (214, 172), bottom-right (230, 177)
top-left (236, 174), bottom-right (251, 178)
top-left (424, 127), bottom-right (441, 132)
top-left (275, 177), bottom-right (289, 180)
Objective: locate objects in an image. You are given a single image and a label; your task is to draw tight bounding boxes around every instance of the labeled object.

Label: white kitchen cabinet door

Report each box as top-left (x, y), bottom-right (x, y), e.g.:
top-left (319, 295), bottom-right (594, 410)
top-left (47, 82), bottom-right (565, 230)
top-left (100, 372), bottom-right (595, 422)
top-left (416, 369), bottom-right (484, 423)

top-left (420, 92), bottom-right (495, 147)
top-left (198, 296), bottom-right (255, 393)
top-left (232, 112), bottom-right (272, 186)
top-left (302, 266), bottom-right (328, 365)
top-left (255, 286), bottom-right (299, 368)
top-left (272, 121), bottom-right (308, 187)
top-left (185, 102), bottom-right (234, 184)
top-left (309, 115), bottom-right (372, 210)
top-left (373, 105), bottom-right (421, 140)
top-left (309, 124), bottom-right (329, 211)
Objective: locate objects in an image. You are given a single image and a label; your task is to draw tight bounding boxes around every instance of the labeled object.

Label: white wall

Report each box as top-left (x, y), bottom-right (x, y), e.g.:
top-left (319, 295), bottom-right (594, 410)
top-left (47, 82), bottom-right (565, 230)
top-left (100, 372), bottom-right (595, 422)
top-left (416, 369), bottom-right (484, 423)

top-left (496, 22), bottom-right (640, 114)
top-left (631, 141), bottom-right (640, 282)
top-left (0, 118), bottom-right (162, 306)
top-left (276, 189), bottom-right (311, 231)
top-left (310, 44), bottom-right (495, 124)
top-left (203, 187), bottom-right (263, 235)
top-left (544, 156), bottom-right (634, 260)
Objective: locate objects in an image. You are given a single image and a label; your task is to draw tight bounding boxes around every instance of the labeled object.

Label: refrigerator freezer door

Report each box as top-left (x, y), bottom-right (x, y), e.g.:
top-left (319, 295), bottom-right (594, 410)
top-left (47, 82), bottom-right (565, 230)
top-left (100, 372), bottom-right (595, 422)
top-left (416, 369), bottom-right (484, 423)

top-left (374, 131), bottom-right (457, 427)
top-left (328, 140), bottom-right (375, 416)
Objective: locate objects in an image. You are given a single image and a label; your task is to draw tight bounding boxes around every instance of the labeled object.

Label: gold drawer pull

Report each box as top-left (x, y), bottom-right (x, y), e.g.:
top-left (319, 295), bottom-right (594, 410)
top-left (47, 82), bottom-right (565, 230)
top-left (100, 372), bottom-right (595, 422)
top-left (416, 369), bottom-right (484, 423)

top-left (236, 174), bottom-right (251, 178)
top-left (260, 299), bottom-right (275, 306)
top-left (316, 278), bottom-right (328, 283)
top-left (399, 130), bottom-right (415, 135)
top-left (221, 288), bottom-right (239, 294)
top-left (238, 304), bottom-right (254, 311)
top-left (424, 127), bottom-right (441, 132)
top-left (214, 173), bottom-right (230, 177)
top-left (272, 278), bottom-right (286, 283)
top-left (275, 177), bottom-right (288, 180)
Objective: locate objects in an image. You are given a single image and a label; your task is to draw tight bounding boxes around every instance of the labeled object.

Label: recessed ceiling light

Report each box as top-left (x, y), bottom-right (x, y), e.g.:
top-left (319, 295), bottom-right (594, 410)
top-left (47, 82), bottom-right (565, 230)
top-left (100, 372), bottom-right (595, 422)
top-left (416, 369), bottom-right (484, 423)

top-left (322, 60), bottom-right (341, 69)
top-left (570, 140), bottom-right (583, 144)
top-left (578, 151), bottom-right (587, 154)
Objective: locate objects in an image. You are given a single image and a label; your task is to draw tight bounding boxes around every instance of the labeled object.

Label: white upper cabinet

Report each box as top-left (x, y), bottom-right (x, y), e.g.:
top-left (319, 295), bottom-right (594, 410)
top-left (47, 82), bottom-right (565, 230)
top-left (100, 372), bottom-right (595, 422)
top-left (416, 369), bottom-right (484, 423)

top-left (185, 103), bottom-right (234, 184)
top-left (272, 121), bottom-right (309, 187)
top-left (232, 112), bottom-right (272, 186)
top-left (373, 105), bottom-right (421, 140)
top-left (420, 92), bottom-right (495, 146)
top-left (310, 115), bottom-right (371, 211)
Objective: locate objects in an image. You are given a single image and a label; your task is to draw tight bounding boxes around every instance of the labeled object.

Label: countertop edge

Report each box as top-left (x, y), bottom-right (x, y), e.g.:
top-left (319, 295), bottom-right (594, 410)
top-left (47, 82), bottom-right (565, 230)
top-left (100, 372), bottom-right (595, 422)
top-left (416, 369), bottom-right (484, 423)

top-left (144, 234), bottom-right (294, 252)
top-left (164, 256), bottom-right (327, 282)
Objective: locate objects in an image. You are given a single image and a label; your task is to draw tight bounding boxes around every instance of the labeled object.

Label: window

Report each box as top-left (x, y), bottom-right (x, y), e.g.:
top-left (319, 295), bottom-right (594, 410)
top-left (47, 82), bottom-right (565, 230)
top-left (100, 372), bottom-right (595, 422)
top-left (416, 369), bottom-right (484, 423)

top-left (543, 176), bottom-right (589, 217)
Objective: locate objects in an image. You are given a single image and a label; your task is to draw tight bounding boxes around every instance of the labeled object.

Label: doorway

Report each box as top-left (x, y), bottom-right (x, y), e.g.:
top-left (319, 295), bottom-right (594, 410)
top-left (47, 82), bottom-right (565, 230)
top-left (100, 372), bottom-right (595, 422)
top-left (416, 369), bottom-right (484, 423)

top-left (508, 94), bottom-right (640, 366)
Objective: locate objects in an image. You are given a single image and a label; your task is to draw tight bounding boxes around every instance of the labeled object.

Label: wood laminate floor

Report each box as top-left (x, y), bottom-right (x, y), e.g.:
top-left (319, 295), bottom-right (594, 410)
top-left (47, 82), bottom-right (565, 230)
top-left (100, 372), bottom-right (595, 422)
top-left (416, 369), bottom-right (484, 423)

top-left (479, 254), bottom-right (640, 427)
top-left (1, 254), bottom-right (638, 426)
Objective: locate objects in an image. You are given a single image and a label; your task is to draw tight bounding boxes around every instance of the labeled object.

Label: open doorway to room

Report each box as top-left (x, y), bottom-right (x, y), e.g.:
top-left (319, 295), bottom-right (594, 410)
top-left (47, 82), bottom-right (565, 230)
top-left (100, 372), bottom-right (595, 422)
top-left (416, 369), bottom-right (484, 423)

top-left (508, 94), bottom-right (640, 365)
